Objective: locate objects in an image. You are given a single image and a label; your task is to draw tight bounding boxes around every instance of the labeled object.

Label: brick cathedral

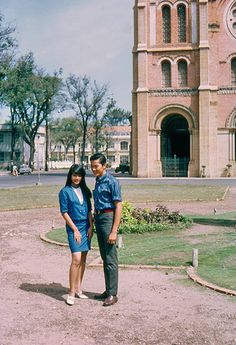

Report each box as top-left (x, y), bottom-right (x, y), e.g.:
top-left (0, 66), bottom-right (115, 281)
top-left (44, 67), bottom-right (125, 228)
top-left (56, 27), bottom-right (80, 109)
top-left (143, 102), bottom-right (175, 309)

top-left (132, 0), bottom-right (236, 177)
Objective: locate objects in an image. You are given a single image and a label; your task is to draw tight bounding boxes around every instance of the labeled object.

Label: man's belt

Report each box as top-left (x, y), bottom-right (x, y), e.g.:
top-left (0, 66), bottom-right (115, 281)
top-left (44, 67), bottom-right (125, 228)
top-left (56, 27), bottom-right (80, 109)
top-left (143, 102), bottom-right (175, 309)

top-left (95, 208), bottom-right (114, 215)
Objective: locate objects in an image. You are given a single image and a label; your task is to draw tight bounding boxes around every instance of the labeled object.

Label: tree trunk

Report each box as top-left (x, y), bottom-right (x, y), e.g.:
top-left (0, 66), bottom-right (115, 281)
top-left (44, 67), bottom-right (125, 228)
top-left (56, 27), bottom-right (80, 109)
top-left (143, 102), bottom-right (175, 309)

top-left (10, 107), bottom-right (16, 170)
top-left (73, 145), bottom-right (76, 163)
top-left (95, 128), bottom-right (99, 152)
top-left (81, 131), bottom-right (86, 166)
top-left (29, 144), bottom-right (35, 170)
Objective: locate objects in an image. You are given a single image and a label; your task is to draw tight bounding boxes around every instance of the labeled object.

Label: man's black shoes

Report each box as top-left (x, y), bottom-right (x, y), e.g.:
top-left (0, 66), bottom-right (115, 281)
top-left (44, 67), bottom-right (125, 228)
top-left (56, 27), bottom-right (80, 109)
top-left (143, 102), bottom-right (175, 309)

top-left (94, 291), bottom-right (108, 300)
top-left (103, 295), bottom-right (118, 307)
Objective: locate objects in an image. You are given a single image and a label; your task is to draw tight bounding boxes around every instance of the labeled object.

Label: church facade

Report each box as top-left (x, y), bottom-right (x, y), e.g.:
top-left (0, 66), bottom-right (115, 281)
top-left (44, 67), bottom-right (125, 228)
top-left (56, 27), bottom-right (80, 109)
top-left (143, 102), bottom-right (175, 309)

top-left (132, 0), bottom-right (236, 177)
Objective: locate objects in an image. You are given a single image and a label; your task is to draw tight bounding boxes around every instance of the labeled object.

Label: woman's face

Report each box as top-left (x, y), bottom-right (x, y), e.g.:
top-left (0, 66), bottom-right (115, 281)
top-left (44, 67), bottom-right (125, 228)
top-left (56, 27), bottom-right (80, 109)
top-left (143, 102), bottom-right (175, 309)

top-left (71, 173), bottom-right (82, 186)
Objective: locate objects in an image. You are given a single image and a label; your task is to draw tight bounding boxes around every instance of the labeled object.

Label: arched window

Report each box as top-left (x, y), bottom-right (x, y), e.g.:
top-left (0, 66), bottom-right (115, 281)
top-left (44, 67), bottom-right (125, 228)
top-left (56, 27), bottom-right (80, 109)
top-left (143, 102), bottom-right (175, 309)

top-left (178, 5), bottom-right (186, 42)
top-left (231, 58), bottom-right (236, 86)
top-left (178, 60), bottom-right (188, 87)
top-left (226, 1), bottom-right (236, 39)
top-left (162, 6), bottom-right (171, 43)
top-left (120, 141), bottom-right (128, 150)
top-left (161, 61), bottom-right (171, 87)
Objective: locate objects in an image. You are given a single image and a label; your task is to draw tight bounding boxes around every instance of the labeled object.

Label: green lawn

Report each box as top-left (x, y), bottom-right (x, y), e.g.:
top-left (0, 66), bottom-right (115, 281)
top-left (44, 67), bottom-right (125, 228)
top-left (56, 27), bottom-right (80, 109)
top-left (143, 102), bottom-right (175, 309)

top-left (46, 221), bottom-right (236, 291)
top-left (0, 185), bottom-right (61, 211)
top-left (122, 184), bottom-right (227, 203)
top-left (0, 184), bottom-right (227, 211)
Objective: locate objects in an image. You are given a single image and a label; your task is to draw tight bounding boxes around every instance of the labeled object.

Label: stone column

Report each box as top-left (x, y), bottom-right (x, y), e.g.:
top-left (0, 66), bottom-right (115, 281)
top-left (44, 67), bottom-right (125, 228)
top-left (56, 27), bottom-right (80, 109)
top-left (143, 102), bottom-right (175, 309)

top-left (149, 2), bottom-right (156, 46)
top-left (132, 1), bottom-right (149, 177)
top-left (198, 0), bottom-right (218, 177)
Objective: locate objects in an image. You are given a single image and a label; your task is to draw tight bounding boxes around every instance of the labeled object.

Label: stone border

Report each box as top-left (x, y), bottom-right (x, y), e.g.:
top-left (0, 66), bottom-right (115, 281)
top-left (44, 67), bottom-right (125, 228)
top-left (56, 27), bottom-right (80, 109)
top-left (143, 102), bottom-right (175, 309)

top-left (222, 185), bottom-right (230, 200)
top-left (187, 266), bottom-right (236, 297)
top-left (40, 232), bottom-right (99, 250)
top-left (88, 255), bottom-right (186, 271)
top-left (40, 233), bottom-right (69, 247)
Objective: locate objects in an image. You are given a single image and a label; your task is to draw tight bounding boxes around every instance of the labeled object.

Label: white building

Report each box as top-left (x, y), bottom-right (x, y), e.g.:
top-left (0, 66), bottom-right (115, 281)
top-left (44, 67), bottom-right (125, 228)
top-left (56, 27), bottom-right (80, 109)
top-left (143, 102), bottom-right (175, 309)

top-left (50, 125), bottom-right (131, 168)
top-left (0, 123), bottom-right (46, 170)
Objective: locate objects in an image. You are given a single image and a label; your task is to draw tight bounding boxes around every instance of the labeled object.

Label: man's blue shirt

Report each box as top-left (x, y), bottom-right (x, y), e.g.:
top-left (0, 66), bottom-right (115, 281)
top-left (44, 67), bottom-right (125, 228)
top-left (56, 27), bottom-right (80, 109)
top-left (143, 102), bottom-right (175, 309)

top-left (93, 172), bottom-right (122, 211)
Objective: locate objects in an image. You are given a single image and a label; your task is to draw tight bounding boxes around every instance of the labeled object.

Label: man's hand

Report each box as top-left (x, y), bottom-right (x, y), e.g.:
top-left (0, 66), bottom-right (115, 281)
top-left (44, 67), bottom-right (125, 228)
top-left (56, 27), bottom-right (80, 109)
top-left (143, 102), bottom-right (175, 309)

top-left (107, 231), bottom-right (117, 245)
top-left (87, 226), bottom-right (94, 241)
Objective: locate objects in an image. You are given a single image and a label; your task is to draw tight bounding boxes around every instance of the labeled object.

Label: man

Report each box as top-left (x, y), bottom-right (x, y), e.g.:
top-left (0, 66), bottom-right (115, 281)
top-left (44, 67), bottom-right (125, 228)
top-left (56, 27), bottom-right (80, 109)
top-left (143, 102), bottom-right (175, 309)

top-left (90, 153), bottom-right (122, 307)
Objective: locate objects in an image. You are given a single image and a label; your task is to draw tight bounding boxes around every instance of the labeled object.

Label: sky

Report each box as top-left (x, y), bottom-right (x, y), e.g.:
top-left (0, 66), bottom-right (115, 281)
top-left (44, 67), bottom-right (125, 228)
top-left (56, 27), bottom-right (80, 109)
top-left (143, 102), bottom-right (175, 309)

top-left (0, 0), bottom-right (134, 121)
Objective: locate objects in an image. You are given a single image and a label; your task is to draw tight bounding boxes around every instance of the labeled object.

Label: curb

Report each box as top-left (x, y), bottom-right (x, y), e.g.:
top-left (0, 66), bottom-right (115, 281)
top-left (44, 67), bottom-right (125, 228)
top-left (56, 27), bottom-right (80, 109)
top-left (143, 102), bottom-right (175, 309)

top-left (40, 233), bottom-right (68, 247)
top-left (88, 257), bottom-right (187, 271)
top-left (187, 266), bottom-right (236, 297)
top-left (221, 185), bottom-right (230, 201)
top-left (40, 232), bottom-right (99, 250)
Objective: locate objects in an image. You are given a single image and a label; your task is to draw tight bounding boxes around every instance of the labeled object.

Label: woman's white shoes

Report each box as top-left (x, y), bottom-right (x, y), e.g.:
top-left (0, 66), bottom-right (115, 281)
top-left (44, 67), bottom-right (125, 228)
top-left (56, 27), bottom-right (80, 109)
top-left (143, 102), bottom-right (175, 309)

top-left (76, 291), bottom-right (88, 299)
top-left (66, 291), bottom-right (88, 305)
top-left (66, 295), bottom-right (75, 306)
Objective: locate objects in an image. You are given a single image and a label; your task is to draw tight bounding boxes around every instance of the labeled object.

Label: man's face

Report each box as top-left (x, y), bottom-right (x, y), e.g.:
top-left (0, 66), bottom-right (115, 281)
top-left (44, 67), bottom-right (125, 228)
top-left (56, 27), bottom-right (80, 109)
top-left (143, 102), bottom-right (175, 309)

top-left (90, 159), bottom-right (106, 177)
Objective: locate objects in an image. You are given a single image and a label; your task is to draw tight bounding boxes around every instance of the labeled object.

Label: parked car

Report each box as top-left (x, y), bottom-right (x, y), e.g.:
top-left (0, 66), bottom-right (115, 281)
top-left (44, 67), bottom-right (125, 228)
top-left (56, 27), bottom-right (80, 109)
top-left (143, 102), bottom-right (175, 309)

top-left (115, 163), bottom-right (130, 174)
top-left (19, 164), bottom-right (32, 175)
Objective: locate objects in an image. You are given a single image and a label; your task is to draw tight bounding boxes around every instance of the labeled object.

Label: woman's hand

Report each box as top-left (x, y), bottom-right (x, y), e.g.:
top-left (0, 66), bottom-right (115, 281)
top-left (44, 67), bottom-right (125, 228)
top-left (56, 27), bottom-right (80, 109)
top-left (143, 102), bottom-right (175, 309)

top-left (87, 226), bottom-right (93, 241)
top-left (74, 229), bottom-right (82, 243)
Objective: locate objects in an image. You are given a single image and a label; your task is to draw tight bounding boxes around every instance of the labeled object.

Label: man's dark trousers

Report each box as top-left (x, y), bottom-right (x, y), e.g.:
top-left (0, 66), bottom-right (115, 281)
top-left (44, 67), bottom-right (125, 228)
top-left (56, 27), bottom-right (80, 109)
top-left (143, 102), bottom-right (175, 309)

top-left (95, 212), bottom-right (118, 296)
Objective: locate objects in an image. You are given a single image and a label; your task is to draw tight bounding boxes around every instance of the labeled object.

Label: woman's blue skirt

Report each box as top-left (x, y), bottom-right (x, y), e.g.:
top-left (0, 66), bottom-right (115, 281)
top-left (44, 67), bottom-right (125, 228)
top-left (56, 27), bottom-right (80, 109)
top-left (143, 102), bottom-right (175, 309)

top-left (66, 220), bottom-right (91, 253)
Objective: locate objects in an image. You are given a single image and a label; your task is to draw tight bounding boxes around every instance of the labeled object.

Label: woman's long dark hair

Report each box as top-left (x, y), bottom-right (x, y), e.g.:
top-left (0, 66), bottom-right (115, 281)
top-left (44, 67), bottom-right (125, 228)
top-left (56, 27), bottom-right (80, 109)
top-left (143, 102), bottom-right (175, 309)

top-left (65, 164), bottom-right (92, 208)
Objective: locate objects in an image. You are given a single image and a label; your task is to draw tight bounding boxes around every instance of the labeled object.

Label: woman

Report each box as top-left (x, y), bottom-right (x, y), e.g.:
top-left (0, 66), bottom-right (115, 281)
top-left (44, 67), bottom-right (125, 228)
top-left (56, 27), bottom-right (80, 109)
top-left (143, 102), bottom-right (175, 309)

top-left (59, 164), bottom-right (93, 306)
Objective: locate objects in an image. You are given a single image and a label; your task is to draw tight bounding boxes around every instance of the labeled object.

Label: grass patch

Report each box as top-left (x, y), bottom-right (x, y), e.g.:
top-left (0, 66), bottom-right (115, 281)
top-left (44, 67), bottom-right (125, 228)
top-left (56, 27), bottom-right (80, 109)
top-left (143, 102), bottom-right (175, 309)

top-left (191, 212), bottom-right (236, 227)
top-left (122, 184), bottom-right (226, 202)
top-left (46, 226), bottom-right (236, 291)
top-left (197, 245), bottom-right (236, 291)
top-left (0, 184), bottom-right (227, 211)
top-left (46, 227), bottom-right (98, 248)
top-left (46, 227), bottom-right (67, 243)
top-left (0, 185), bottom-right (61, 211)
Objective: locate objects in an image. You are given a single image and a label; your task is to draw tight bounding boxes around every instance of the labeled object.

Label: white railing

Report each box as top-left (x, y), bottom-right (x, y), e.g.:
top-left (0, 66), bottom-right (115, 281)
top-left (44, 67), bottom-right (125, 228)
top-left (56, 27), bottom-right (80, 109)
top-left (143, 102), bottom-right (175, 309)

top-left (49, 160), bottom-right (73, 169)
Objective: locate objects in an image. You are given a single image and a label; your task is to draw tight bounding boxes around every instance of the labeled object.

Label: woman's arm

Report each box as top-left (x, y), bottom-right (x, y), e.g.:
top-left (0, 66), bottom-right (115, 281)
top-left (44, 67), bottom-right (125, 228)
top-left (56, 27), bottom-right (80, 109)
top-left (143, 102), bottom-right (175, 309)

top-left (87, 211), bottom-right (93, 240)
top-left (61, 212), bottom-right (81, 243)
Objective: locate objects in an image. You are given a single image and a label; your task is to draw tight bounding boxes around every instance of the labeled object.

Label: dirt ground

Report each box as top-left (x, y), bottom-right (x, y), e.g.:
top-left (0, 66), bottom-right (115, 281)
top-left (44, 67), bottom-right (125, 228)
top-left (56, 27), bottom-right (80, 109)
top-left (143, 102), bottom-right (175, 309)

top-left (0, 187), bottom-right (236, 345)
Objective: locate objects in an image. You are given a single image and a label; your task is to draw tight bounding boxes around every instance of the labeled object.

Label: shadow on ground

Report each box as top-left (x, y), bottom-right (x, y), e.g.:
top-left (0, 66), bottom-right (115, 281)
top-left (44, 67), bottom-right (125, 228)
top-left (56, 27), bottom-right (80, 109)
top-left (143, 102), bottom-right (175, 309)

top-left (19, 282), bottom-right (68, 301)
top-left (19, 282), bottom-right (98, 301)
top-left (193, 218), bottom-right (236, 227)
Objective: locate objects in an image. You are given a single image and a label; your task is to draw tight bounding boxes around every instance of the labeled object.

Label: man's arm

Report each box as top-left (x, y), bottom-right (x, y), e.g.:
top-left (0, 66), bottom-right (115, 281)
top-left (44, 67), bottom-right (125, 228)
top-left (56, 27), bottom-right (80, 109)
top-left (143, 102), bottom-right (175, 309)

top-left (107, 201), bottom-right (122, 244)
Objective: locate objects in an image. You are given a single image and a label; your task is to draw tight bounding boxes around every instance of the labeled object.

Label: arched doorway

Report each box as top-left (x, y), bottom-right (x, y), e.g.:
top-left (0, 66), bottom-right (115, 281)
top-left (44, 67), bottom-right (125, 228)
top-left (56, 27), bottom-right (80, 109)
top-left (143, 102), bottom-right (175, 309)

top-left (161, 114), bottom-right (190, 176)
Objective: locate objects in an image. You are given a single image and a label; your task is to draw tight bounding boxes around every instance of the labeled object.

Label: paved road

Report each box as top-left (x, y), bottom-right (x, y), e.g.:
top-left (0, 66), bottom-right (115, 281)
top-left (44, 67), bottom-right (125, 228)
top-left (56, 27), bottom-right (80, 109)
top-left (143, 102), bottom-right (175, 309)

top-left (1, 169), bottom-right (236, 188)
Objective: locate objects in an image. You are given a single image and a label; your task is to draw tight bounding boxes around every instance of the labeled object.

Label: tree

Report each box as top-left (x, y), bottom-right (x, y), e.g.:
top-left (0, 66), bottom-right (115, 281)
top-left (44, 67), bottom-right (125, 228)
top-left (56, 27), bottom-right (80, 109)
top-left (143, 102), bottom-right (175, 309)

top-left (89, 98), bottom-right (131, 153)
top-left (0, 13), bottom-right (17, 59)
top-left (2, 53), bottom-right (63, 169)
top-left (103, 98), bottom-right (131, 126)
top-left (0, 13), bottom-right (17, 168)
top-left (89, 99), bottom-right (115, 153)
top-left (66, 74), bottom-right (109, 164)
top-left (50, 117), bottom-right (82, 163)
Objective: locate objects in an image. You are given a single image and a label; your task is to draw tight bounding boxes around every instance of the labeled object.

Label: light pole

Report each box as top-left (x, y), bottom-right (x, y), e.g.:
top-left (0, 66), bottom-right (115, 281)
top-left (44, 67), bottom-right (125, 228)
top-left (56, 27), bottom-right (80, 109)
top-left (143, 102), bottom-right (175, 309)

top-left (36, 135), bottom-right (42, 186)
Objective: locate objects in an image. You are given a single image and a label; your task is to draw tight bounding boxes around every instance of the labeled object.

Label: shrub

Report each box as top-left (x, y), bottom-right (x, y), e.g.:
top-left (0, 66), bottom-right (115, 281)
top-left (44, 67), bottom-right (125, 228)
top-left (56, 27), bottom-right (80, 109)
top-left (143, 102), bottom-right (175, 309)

top-left (120, 201), bottom-right (138, 226)
top-left (119, 202), bottom-right (192, 234)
